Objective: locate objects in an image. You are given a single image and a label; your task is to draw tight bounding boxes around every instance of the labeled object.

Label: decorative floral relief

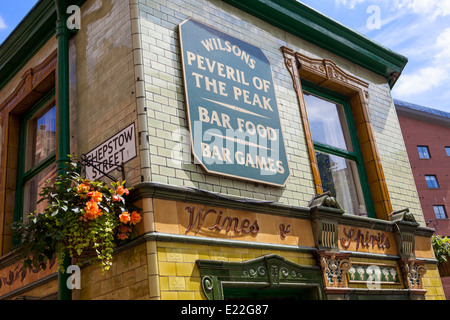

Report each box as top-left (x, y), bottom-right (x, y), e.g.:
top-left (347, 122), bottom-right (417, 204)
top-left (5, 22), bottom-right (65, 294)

top-left (348, 264), bottom-right (400, 283)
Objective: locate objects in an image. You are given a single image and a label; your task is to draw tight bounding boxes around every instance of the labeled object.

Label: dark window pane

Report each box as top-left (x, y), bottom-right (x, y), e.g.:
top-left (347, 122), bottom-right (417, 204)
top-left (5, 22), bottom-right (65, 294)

top-left (316, 151), bottom-right (367, 216)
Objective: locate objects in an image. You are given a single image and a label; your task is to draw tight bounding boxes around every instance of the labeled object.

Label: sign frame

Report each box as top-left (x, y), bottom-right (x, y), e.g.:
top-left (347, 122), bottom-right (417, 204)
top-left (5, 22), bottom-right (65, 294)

top-left (178, 18), bottom-right (290, 187)
top-left (84, 122), bottom-right (137, 181)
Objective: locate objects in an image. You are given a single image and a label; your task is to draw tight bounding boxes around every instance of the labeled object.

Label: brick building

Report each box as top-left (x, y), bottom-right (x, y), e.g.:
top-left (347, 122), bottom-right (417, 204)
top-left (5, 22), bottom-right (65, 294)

top-left (395, 99), bottom-right (450, 299)
top-left (0, 0), bottom-right (444, 300)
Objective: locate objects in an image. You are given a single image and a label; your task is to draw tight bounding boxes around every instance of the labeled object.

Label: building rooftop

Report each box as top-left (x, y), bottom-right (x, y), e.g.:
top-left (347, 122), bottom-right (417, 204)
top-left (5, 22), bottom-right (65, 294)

top-left (394, 99), bottom-right (450, 123)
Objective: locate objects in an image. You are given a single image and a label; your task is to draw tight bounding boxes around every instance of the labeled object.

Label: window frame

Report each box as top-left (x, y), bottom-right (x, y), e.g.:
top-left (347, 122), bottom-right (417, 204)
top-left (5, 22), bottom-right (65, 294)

top-left (433, 205), bottom-right (447, 220)
top-left (282, 47), bottom-right (395, 220)
top-left (302, 82), bottom-right (375, 218)
top-left (417, 146), bottom-right (431, 159)
top-left (14, 89), bottom-right (56, 223)
top-left (425, 175), bottom-right (439, 189)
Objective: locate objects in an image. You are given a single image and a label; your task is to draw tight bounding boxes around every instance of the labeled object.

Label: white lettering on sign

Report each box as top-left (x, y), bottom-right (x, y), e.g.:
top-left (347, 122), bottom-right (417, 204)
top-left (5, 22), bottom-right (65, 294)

top-left (85, 123), bottom-right (137, 180)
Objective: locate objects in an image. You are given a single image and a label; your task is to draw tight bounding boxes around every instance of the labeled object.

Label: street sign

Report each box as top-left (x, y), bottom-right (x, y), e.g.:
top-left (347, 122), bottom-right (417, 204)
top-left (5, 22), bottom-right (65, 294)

top-left (179, 18), bottom-right (290, 187)
top-left (84, 123), bottom-right (137, 180)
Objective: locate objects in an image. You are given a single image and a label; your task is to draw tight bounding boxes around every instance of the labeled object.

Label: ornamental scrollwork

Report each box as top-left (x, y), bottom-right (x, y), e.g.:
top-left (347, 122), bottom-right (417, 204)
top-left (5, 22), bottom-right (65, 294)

top-left (400, 260), bottom-right (427, 290)
top-left (317, 252), bottom-right (352, 288)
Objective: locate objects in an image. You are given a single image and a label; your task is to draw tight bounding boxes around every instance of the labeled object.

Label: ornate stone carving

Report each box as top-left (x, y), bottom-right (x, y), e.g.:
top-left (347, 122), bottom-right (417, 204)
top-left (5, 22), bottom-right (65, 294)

top-left (308, 191), bottom-right (343, 210)
top-left (399, 259), bottom-right (427, 290)
top-left (316, 251), bottom-right (352, 288)
top-left (0, 50), bottom-right (57, 113)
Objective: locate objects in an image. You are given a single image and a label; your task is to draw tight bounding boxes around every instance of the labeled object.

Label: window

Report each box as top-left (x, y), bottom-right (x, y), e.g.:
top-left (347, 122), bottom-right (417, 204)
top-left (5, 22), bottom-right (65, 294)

top-left (303, 87), bottom-right (374, 217)
top-left (15, 91), bottom-right (57, 221)
top-left (425, 175), bottom-right (439, 189)
top-left (445, 147), bottom-right (450, 157)
top-left (434, 205), bottom-right (447, 219)
top-left (417, 146), bottom-right (430, 159)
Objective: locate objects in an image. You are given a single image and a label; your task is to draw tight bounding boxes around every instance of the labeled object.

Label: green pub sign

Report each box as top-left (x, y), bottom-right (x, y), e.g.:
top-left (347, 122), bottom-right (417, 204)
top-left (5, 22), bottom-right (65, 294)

top-left (179, 19), bottom-right (290, 186)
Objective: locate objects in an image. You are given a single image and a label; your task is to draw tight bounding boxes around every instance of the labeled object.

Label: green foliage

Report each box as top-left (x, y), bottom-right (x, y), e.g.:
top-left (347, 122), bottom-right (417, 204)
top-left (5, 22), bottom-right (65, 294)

top-left (431, 235), bottom-right (450, 265)
top-left (11, 157), bottom-right (141, 273)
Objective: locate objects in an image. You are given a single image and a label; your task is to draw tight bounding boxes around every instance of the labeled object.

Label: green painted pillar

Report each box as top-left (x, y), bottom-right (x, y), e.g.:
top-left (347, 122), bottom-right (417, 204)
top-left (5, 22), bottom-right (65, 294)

top-left (55, 0), bottom-right (71, 301)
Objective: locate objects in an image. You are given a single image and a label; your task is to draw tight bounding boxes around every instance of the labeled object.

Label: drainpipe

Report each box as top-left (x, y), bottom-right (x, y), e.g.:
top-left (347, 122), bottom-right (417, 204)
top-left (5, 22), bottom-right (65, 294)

top-left (55, 0), bottom-right (71, 301)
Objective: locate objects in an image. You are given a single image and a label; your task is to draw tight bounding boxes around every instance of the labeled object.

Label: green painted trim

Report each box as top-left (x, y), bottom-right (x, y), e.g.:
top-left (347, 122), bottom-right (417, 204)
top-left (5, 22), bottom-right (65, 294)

top-left (22, 153), bottom-right (56, 182)
top-left (314, 141), bottom-right (357, 161)
top-left (0, 0), bottom-right (87, 92)
top-left (302, 83), bottom-right (376, 218)
top-left (55, 2), bottom-right (71, 174)
top-left (0, 0), bottom-right (56, 91)
top-left (221, 0), bottom-right (407, 87)
top-left (54, 0), bottom-right (72, 302)
top-left (196, 254), bottom-right (324, 300)
top-left (13, 90), bottom-right (56, 225)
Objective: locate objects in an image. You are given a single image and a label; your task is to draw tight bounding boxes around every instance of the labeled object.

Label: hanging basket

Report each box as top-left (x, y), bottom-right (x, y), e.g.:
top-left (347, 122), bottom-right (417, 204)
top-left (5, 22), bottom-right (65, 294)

top-left (438, 260), bottom-right (450, 277)
top-left (64, 239), bottom-right (102, 260)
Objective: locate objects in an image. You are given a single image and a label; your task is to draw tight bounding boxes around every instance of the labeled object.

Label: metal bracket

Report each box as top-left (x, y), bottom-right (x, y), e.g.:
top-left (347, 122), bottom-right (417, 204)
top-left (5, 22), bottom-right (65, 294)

top-left (79, 154), bottom-right (126, 185)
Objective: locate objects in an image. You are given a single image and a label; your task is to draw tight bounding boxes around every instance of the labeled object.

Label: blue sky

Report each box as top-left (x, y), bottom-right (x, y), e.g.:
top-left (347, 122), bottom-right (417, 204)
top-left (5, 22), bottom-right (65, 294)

top-left (1, 0), bottom-right (449, 113)
top-left (300, 0), bottom-right (450, 113)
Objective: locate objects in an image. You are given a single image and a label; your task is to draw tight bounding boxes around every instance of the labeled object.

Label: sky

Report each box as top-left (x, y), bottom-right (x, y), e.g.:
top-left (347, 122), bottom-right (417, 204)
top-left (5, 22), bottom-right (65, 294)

top-left (0, 0), bottom-right (449, 113)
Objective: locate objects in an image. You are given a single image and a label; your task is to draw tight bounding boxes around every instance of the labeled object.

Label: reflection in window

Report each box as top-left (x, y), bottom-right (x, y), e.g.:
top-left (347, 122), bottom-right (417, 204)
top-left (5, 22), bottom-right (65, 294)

top-left (26, 106), bottom-right (56, 171)
top-left (303, 93), bottom-right (352, 151)
top-left (16, 97), bottom-right (57, 221)
top-left (417, 146), bottom-right (430, 159)
top-left (425, 175), bottom-right (439, 189)
top-left (434, 205), bottom-right (447, 219)
top-left (316, 151), bottom-right (366, 216)
top-left (23, 163), bottom-right (57, 220)
top-left (303, 91), bottom-right (369, 216)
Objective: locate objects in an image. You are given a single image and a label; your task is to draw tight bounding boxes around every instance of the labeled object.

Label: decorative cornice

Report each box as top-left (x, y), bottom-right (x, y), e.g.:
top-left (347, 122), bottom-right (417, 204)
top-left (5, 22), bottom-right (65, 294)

top-left (0, 50), bottom-right (57, 113)
top-left (222, 0), bottom-right (408, 88)
top-left (130, 182), bottom-right (311, 219)
top-left (0, 0), bottom-right (87, 92)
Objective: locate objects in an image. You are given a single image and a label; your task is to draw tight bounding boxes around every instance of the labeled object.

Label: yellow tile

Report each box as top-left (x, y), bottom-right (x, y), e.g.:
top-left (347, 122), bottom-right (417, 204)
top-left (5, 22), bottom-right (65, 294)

top-left (183, 250), bottom-right (199, 263)
top-left (166, 248), bottom-right (184, 262)
top-left (159, 276), bottom-right (169, 291)
top-left (169, 276), bottom-right (186, 291)
top-left (176, 263), bottom-right (194, 277)
top-left (185, 277), bottom-right (202, 291)
top-left (159, 262), bottom-right (177, 276)
top-left (178, 291), bottom-right (196, 300)
top-left (161, 291), bottom-right (179, 300)
top-left (195, 291), bottom-right (206, 300)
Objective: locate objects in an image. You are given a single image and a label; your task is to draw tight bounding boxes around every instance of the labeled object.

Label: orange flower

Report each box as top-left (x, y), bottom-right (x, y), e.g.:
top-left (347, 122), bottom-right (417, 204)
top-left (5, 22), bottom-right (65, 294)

top-left (117, 224), bottom-right (132, 240)
top-left (119, 212), bottom-right (130, 223)
top-left (117, 186), bottom-right (129, 196)
top-left (130, 211), bottom-right (141, 225)
top-left (84, 198), bottom-right (102, 220)
top-left (77, 183), bottom-right (90, 194)
top-left (89, 191), bottom-right (103, 202)
top-left (112, 195), bottom-right (120, 202)
top-left (118, 224), bottom-right (132, 233)
top-left (117, 233), bottom-right (129, 240)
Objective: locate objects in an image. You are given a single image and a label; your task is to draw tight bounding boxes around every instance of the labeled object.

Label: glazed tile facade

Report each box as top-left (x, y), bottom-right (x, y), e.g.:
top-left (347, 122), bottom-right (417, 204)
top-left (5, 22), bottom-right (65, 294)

top-left (0, 0), bottom-right (444, 300)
